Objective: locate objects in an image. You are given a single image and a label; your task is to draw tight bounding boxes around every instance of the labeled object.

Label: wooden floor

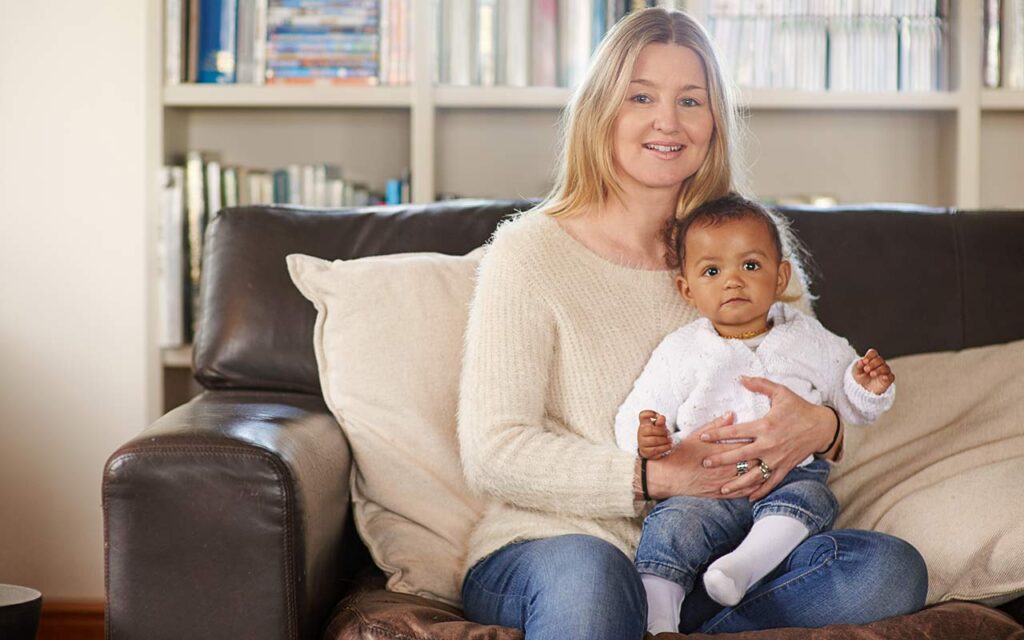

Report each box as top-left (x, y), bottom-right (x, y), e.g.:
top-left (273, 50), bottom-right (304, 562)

top-left (37, 601), bottom-right (104, 640)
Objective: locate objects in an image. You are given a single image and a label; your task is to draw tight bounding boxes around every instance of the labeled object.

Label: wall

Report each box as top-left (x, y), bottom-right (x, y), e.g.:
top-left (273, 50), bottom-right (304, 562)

top-left (0, 1), bottom-right (148, 599)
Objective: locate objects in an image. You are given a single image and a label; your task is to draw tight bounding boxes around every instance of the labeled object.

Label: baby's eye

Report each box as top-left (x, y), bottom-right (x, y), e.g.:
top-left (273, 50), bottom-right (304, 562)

top-left (630, 94), bottom-right (652, 104)
top-left (702, 266), bottom-right (719, 277)
top-left (743, 261), bottom-right (760, 271)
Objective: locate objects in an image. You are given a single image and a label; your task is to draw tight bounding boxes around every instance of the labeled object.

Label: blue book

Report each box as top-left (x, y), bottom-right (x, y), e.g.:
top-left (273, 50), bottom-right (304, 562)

top-left (197, 0), bottom-right (239, 83)
top-left (385, 178), bottom-right (402, 205)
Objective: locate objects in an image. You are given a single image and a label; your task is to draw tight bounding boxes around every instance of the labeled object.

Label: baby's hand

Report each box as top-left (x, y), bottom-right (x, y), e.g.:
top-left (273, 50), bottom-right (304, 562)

top-left (853, 348), bottom-right (895, 395)
top-left (637, 410), bottom-right (672, 459)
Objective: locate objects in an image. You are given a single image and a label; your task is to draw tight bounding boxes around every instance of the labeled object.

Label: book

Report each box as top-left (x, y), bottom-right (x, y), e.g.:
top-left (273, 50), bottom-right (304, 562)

top-left (183, 151), bottom-right (212, 341)
top-left (197, 0), bottom-right (239, 83)
top-left (158, 167), bottom-right (187, 348)
top-left (236, 0), bottom-right (269, 83)
top-left (1006, 0), bottom-right (1024, 89)
top-left (532, 0), bottom-right (558, 86)
top-left (501, 0), bottom-right (531, 86)
top-left (476, 0), bottom-right (499, 85)
top-left (165, 0), bottom-right (186, 84)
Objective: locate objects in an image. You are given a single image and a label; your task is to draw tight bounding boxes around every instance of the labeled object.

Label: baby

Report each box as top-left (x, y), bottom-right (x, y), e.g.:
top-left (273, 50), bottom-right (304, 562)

top-left (614, 193), bottom-right (896, 634)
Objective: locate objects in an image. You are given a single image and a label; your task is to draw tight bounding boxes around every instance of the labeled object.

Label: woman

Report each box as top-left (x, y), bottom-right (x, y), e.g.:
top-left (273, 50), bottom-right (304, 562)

top-left (457, 8), bottom-right (927, 638)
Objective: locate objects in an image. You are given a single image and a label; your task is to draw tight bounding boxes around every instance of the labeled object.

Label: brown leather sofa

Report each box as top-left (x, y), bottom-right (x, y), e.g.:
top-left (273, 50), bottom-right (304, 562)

top-left (103, 199), bottom-right (1024, 639)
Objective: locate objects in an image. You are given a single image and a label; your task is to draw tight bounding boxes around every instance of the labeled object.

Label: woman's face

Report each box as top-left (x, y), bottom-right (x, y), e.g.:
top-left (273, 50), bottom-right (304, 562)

top-left (611, 43), bottom-right (714, 195)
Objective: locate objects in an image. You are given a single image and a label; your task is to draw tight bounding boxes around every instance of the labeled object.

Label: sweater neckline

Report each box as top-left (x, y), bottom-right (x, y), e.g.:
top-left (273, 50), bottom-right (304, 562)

top-left (537, 212), bottom-right (678, 281)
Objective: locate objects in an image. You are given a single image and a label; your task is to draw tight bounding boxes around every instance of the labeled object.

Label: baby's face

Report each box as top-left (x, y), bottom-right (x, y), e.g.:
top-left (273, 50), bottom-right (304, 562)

top-left (677, 217), bottom-right (791, 336)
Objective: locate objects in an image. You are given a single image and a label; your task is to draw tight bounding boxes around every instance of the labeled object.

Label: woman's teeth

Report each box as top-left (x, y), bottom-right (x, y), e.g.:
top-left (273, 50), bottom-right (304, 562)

top-left (644, 143), bottom-right (682, 152)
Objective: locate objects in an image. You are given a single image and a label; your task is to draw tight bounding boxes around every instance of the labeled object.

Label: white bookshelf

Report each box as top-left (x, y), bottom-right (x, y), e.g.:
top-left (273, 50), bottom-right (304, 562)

top-left (151, 0), bottom-right (1024, 413)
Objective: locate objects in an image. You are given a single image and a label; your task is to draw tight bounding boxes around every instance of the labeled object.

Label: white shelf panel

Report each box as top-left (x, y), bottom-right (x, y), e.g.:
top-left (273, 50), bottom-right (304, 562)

top-left (740, 89), bottom-right (962, 111)
top-left (162, 345), bottom-right (193, 369)
top-left (435, 86), bottom-right (573, 109)
top-left (981, 89), bottom-right (1024, 111)
top-left (163, 84), bottom-right (414, 108)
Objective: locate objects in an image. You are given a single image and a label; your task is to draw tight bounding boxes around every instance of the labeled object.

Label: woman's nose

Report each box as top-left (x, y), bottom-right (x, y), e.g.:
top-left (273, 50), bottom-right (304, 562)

top-left (653, 102), bottom-right (681, 133)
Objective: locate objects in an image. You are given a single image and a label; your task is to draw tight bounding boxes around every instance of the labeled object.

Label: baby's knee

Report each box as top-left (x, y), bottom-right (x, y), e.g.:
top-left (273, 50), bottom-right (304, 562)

top-left (754, 480), bottom-right (838, 533)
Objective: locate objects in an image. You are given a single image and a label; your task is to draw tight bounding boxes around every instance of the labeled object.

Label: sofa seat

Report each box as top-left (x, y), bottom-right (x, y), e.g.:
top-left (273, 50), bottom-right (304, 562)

top-left (325, 582), bottom-right (1024, 640)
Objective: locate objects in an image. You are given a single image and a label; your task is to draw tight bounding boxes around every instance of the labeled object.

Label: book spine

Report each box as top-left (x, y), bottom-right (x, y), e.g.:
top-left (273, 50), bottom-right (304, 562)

top-left (183, 151), bottom-right (206, 341)
top-left (158, 166), bottom-right (187, 348)
top-left (253, 0), bottom-right (269, 84)
top-left (236, 0), bottom-right (255, 83)
top-left (503, 0), bottom-right (531, 86)
top-left (532, 0), bottom-right (558, 86)
top-left (380, 0), bottom-right (391, 84)
top-left (449, 0), bottom-right (474, 85)
top-left (166, 0), bottom-right (185, 85)
top-left (476, 0), bottom-right (498, 85)
top-left (197, 0), bottom-right (239, 83)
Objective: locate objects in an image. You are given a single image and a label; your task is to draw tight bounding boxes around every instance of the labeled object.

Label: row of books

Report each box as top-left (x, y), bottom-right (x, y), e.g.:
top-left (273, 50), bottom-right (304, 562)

top-left (166, 0), bottom-right (412, 86)
top-left (707, 2), bottom-right (948, 92)
top-left (984, 0), bottom-right (1024, 88)
top-left (158, 154), bottom-right (411, 346)
top-left (436, 0), bottom-right (677, 88)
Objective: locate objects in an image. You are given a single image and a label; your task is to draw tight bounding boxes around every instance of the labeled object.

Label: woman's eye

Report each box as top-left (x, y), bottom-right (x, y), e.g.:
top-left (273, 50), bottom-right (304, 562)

top-left (630, 94), bottom-right (652, 104)
top-left (679, 97), bottom-right (699, 107)
top-left (743, 261), bottom-right (760, 271)
top-left (703, 266), bottom-right (719, 277)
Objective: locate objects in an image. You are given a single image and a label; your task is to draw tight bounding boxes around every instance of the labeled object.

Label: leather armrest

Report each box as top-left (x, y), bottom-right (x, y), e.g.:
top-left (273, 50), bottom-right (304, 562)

top-left (103, 390), bottom-right (352, 640)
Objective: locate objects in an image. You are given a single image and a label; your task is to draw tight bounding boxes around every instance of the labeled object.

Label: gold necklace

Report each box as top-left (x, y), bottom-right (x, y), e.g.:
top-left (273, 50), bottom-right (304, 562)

top-left (717, 323), bottom-right (772, 340)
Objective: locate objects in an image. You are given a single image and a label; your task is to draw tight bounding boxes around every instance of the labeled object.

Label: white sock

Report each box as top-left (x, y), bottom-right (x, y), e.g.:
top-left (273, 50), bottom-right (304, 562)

top-left (703, 515), bottom-right (811, 607)
top-left (641, 574), bottom-right (685, 635)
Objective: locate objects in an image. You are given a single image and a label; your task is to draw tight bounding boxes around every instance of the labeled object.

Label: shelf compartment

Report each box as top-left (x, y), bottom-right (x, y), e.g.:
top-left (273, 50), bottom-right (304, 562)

top-left (163, 84), bottom-right (414, 108)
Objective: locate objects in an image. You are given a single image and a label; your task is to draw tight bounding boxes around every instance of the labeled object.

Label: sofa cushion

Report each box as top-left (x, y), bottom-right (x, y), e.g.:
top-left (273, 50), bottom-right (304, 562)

top-left (288, 250), bottom-right (487, 607)
top-left (831, 338), bottom-right (1024, 605)
top-left (323, 586), bottom-right (1023, 639)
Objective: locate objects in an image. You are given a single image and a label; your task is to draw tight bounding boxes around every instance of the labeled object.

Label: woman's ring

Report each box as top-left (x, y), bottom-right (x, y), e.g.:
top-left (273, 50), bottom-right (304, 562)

top-left (759, 460), bottom-right (772, 481)
top-left (735, 460), bottom-right (749, 476)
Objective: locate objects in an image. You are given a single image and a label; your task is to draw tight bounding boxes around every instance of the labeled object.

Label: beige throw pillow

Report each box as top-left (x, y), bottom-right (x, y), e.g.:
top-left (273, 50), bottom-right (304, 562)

top-left (287, 250), bottom-right (487, 606)
top-left (831, 339), bottom-right (1024, 605)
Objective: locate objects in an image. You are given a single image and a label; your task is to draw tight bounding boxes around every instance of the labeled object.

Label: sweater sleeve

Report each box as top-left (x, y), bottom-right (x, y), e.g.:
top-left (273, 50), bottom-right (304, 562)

top-left (814, 321), bottom-right (895, 425)
top-left (457, 239), bottom-right (640, 519)
top-left (614, 334), bottom-right (686, 453)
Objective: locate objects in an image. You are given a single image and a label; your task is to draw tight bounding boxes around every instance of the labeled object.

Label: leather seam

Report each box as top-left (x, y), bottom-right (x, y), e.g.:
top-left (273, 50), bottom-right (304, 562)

top-left (102, 446), bottom-right (299, 640)
top-left (344, 602), bottom-right (440, 640)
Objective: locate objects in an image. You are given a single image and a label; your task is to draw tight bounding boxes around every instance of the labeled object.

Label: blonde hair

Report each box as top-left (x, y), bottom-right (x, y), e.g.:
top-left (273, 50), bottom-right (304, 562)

top-left (541, 8), bottom-right (745, 220)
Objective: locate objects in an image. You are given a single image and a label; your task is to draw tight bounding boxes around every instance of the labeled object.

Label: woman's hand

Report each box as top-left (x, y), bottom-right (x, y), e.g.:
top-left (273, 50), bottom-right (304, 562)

top-left (645, 413), bottom-right (755, 500)
top-left (695, 376), bottom-right (839, 502)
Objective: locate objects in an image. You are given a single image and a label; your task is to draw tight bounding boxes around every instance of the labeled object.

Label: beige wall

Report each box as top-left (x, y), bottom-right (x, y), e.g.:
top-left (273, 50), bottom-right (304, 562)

top-left (0, 2), bottom-right (148, 599)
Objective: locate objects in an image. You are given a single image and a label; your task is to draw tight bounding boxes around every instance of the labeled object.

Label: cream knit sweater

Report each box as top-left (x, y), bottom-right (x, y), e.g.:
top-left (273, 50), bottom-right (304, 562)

top-left (457, 211), bottom-right (698, 573)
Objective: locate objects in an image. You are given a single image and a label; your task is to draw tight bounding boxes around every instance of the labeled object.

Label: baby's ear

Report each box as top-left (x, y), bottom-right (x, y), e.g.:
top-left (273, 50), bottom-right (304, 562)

top-left (775, 260), bottom-right (792, 297)
top-left (676, 274), bottom-right (693, 303)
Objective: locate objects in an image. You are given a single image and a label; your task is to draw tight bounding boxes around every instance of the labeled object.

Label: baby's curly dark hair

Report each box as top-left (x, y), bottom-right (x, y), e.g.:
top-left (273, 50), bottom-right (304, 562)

top-left (664, 192), bottom-right (786, 272)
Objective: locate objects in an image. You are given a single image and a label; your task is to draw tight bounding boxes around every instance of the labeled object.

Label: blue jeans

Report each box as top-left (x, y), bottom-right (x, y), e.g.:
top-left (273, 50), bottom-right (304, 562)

top-left (462, 530), bottom-right (927, 638)
top-left (636, 459), bottom-right (838, 587)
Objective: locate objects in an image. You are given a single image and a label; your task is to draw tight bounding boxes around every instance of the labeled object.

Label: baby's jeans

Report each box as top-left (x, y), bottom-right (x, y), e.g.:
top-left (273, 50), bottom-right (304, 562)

top-left (634, 458), bottom-right (838, 590)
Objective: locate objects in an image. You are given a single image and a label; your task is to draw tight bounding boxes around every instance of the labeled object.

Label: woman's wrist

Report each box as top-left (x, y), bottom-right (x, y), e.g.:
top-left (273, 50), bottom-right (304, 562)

top-left (813, 404), bottom-right (842, 458)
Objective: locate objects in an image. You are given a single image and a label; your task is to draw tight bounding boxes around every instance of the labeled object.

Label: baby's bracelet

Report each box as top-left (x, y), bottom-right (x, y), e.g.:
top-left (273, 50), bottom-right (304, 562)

top-left (814, 404), bottom-right (842, 456)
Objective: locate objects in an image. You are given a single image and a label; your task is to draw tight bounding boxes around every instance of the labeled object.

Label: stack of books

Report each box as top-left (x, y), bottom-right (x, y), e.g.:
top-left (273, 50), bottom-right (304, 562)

top-left (436, 0), bottom-right (672, 88)
top-left (157, 154), bottom-right (411, 346)
top-left (984, 0), bottom-right (1024, 88)
top-left (706, 0), bottom-right (949, 92)
top-left (165, 0), bottom-right (412, 86)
